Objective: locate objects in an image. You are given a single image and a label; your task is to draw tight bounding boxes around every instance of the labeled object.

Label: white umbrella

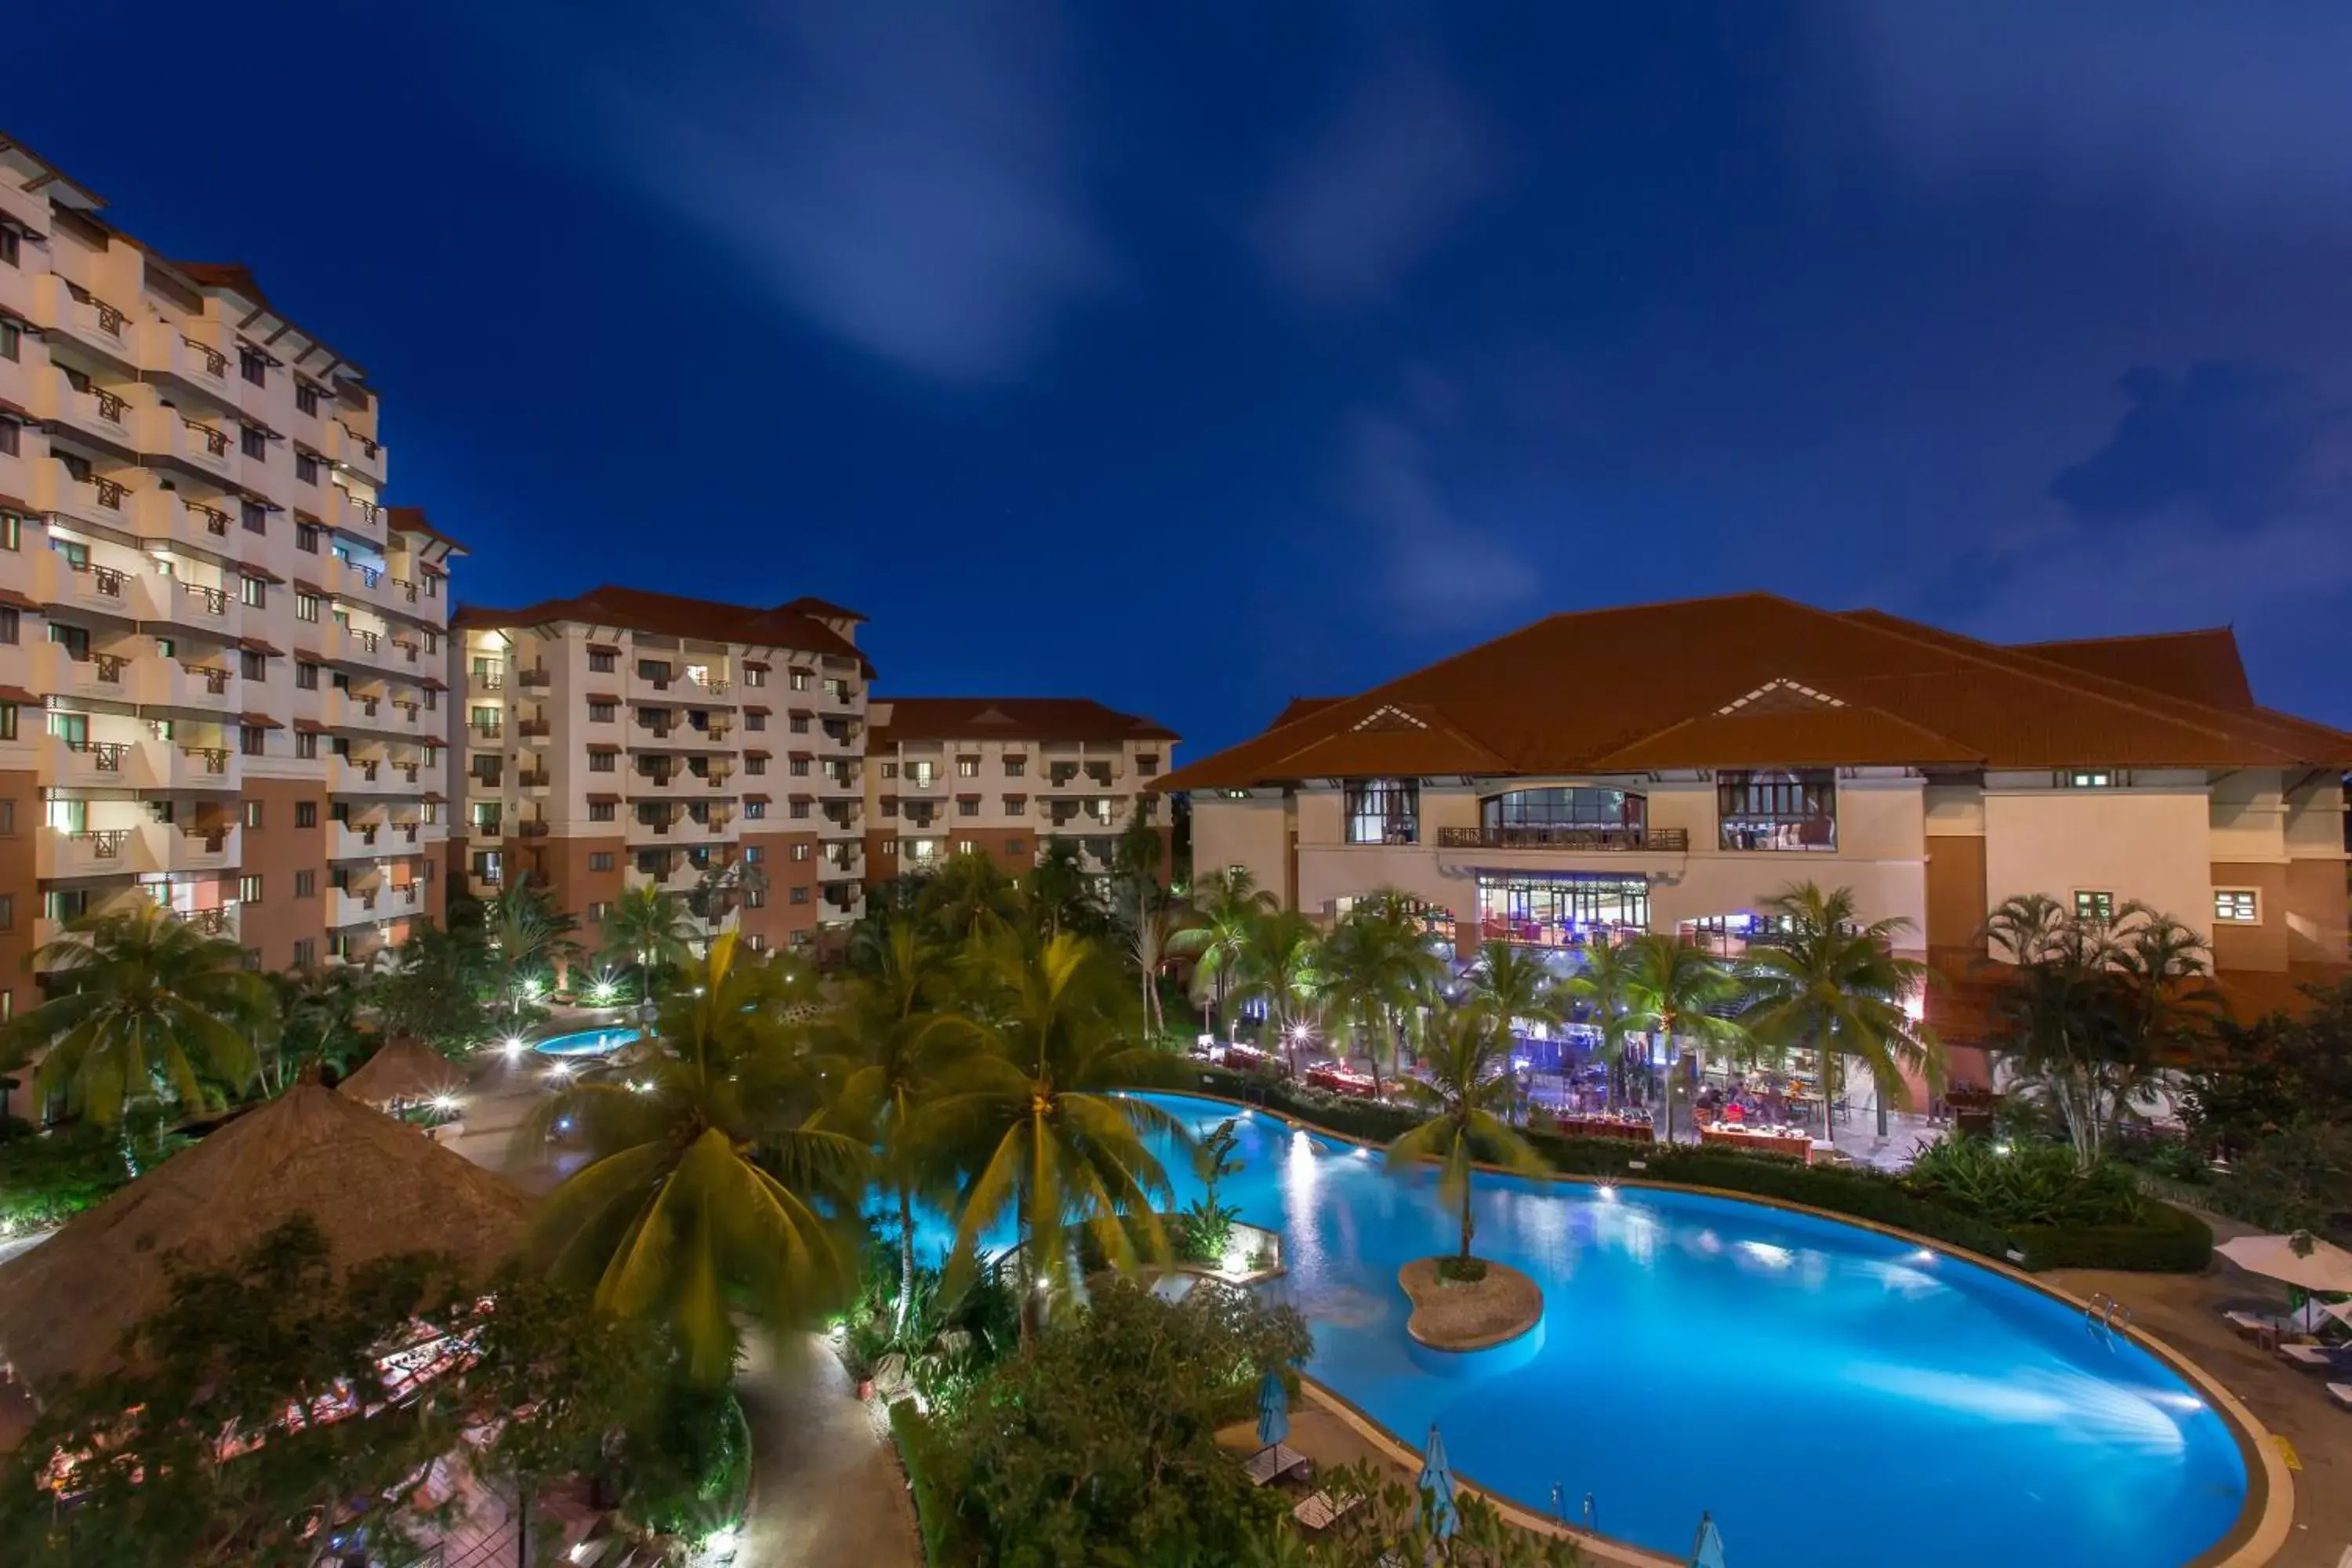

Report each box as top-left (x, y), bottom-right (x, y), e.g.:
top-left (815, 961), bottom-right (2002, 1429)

top-left (2215, 1233), bottom-right (2352, 1294)
top-left (2325, 1298), bottom-right (2352, 1330)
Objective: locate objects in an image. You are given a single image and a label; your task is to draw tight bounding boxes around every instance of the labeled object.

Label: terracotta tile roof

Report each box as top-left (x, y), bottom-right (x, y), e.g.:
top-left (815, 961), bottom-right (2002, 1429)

top-left (2015, 628), bottom-right (2253, 711)
top-left (1271, 697), bottom-right (1343, 728)
top-left (869, 697), bottom-right (1178, 746)
top-left (1156, 592), bottom-right (2352, 792)
top-left (385, 506), bottom-right (467, 556)
top-left (775, 595), bottom-right (866, 623)
top-left (455, 586), bottom-right (872, 673)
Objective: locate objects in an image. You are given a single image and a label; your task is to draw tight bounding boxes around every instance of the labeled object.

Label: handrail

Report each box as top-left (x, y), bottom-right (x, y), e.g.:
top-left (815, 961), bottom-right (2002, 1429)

top-left (1436, 825), bottom-right (1690, 853)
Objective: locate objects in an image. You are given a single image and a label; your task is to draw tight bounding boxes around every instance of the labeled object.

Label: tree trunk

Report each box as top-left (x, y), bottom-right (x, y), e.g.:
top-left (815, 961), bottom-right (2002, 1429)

top-left (895, 1184), bottom-right (918, 1336)
top-left (1458, 1171), bottom-right (1476, 1265)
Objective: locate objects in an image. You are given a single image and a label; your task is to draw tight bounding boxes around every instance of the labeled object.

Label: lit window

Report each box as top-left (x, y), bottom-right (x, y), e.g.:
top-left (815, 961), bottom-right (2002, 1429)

top-left (1343, 779), bottom-right (1418, 845)
top-left (2065, 771), bottom-right (2115, 789)
top-left (2074, 890), bottom-right (2114, 924)
top-left (2214, 889), bottom-right (2259, 924)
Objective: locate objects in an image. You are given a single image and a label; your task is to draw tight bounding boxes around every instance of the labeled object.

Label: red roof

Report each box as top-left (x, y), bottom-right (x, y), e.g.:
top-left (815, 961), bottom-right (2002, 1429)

top-left (775, 594), bottom-right (866, 623)
top-left (1156, 593), bottom-right (2352, 792)
top-left (871, 696), bottom-right (1178, 747)
top-left (385, 506), bottom-right (467, 556)
top-left (455, 585), bottom-right (871, 673)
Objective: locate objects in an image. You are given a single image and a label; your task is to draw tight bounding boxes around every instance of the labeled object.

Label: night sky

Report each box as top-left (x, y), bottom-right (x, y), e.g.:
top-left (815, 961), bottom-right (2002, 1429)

top-left (13, 5), bottom-right (2351, 752)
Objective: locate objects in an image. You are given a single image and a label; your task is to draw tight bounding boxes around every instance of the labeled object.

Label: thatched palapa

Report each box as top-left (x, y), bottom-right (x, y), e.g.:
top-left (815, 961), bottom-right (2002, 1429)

top-left (0, 1083), bottom-right (532, 1394)
top-left (338, 1038), bottom-right (469, 1106)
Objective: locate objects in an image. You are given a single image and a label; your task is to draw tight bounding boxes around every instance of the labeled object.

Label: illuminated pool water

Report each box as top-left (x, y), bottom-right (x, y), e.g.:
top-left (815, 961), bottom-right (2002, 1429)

top-left (910, 1092), bottom-right (2249, 1568)
top-left (530, 1028), bottom-right (641, 1058)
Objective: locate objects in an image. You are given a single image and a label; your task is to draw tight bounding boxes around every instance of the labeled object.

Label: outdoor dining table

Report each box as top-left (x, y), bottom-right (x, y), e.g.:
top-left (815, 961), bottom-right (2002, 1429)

top-left (1698, 1123), bottom-right (1813, 1163)
top-left (1555, 1115), bottom-right (1655, 1143)
top-left (1305, 1065), bottom-right (1377, 1098)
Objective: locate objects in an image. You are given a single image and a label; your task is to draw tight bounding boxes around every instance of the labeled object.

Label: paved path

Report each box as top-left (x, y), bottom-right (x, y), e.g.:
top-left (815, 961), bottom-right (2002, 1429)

top-left (733, 1332), bottom-right (921, 1568)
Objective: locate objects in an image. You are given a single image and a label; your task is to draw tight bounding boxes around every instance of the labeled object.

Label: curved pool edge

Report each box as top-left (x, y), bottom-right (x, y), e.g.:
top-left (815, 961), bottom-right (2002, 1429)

top-left (1152, 1084), bottom-right (2292, 1567)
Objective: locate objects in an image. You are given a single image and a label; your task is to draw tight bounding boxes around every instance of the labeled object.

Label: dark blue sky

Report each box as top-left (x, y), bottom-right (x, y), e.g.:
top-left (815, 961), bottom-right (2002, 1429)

top-left (16, 3), bottom-right (2352, 750)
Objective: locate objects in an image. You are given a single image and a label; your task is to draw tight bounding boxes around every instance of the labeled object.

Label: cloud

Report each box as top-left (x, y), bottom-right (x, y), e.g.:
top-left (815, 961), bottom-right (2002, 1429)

top-left (602, 1), bottom-right (1109, 384)
top-left (2049, 362), bottom-right (2348, 526)
top-left (1253, 64), bottom-right (1496, 308)
top-left (1809, 3), bottom-right (2352, 231)
top-left (1341, 409), bottom-right (1540, 622)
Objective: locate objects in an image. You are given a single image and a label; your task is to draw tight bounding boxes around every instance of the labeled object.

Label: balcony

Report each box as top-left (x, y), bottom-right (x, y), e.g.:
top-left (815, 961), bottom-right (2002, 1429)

top-left (34, 274), bottom-right (132, 361)
top-left (330, 887), bottom-right (384, 929)
top-left (139, 321), bottom-right (234, 394)
top-left (43, 734), bottom-right (136, 786)
top-left (332, 755), bottom-right (415, 795)
top-left (168, 903), bottom-right (241, 941)
top-left (36, 643), bottom-right (131, 704)
top-left (129, 656), bottom-right (238, 713)
top-left (331, 820), bottom-right (401, 860)
top-left (329, 419), bottom-right (387, 488)
top-left (1435, 826), bottom-right (1690, 854)
top-left (516, 768), bottom-right (552, 793)
top-left (39, 826), bottom-right (134, 878)
top-left (34, 367), bottom-right (134, 445)
top-left (147, 406), bottom-right (235, 477)
top-left (134, 488), bottom-right (236, 551)
top-left (140, 822), bottom-right (237, 874)
top-left (34, 549), bottom-right (149, 620)
top-left (468, 666), bottom-right (506, 695)
top-left (516, 718), bottom-right (552, 741)
top-left (515, 818), bottom-right (551, 839)
top-left (515, 666), bottom-right (552, 690)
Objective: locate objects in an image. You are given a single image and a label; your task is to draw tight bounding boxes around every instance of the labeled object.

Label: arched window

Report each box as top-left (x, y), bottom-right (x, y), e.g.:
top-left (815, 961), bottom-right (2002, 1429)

top-left (1477, 787), bottom-right (1645, 847)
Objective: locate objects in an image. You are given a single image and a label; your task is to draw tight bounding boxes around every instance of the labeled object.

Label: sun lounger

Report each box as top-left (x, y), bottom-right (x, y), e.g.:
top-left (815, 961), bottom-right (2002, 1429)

top-left (1293, 1489), bottom-right (1364, 1532)
top-left (1243, 1443), bottom-right (1311, 1487)
top-left (2223, 1309), bottom-right (2288, 1338)
top-left (2328, 1383), bottom-right (2352, 1412)
top-left (2276, 1343), bottom-right (2350, 1372)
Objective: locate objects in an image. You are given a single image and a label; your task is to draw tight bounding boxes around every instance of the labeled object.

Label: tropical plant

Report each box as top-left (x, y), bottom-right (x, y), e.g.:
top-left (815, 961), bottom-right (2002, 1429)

top-left (1176, 1116), bottom-right (1247, 1263)
top-left (931, 932), bottom-right (1181, 1339)
top-left (481, 879), bottom-right (579, 1018)
top-left (1319, 892), bottom-right (1444, 1096)
top-left (920, 851), bottom-right (1023, 946)
top-left (365, 920), bottom-right (495, 1054)
top-left (1618, 933), bottom-right (1747, 1142)
top-left (601, 884), bottom-right (699, 996)
top-left (0, 906), bottom-right (267, 1159)
top-left (263, 961), bottom-right (368, 1090)
top-left (1171, 866), bottom-right (1278, 1042)
top-left (1386, 1005), bottom-right (1547, 1276)
top-left (1738, 883), bottom-right (1942, 1142)
top-left (811, 924), bottom-right (968, 1332)
top-left (1124, 891), bottom-right (1195, 1042)
top-left (1903, 1134), bottom-right (2139, 1227)
top-left (1232, 910), bottom-right (1324, 1071)
top-left (526, 934), bottom-right (864, 1382)
top-left (1244, 1460), bottom-right (1588, 1567)
top-left (1025, 839), bottom-right (1105, 937)
top-left (1559, 935), bottom-right (1643, 1107)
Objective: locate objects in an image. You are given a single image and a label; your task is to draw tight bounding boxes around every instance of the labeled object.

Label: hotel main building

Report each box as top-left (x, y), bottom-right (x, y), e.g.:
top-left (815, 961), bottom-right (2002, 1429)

top-left (1160, 595), bottom-right (2352, 1075)
top-left (0, 135), bottom-right (457, 1007)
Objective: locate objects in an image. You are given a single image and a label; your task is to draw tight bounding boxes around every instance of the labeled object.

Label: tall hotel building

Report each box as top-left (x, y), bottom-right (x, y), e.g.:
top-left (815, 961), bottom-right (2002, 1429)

top-left (450, 590), bottom-right (873, 952)
top-left (862, 697), bottom-right (1178, 882)
top-left (0, 135), bottom-right (457, 1007)
top-left (1160, 594), bottom-right (2352, 1085)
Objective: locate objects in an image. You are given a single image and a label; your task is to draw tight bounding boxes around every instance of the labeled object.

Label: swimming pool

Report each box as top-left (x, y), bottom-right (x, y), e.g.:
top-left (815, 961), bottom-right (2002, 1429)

top-left (530, 1027), bottom-right (641, 1058)
top-left (909, 1091), bottom-right (2250, 1568)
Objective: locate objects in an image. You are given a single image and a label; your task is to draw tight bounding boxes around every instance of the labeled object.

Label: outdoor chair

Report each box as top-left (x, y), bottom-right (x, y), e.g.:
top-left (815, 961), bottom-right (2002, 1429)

top-left (2328, 1383), bottom-right (2352, 1414)
top-left (1243, 1443), bottom-right (1312, 1487)
top-left (2277, 1342), bottom-right (2352, 1374)
top-left (1292, 1488), bottom-right (1364, 1533)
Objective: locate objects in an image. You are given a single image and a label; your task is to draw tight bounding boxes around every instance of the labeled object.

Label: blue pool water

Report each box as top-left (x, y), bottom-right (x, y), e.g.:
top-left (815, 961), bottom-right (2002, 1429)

top-left (908, 1092), bottom-right (2248, 1568)
top-left (531, 1028), bottom-right (641, 1058)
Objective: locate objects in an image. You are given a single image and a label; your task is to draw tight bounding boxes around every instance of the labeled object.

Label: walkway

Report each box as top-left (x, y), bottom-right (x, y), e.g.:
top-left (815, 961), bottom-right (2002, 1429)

top-left (733, 1332), bottom-right (921, 1568)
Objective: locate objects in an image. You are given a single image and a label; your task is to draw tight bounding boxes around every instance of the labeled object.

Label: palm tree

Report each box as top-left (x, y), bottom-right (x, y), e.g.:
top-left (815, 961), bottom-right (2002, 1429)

top-left (931, 932), bottom-right (1181, 1341)
top-left (1385, 1005), bottom-right (1546, 1273)
top-left (0, 906), bottom-right (267, 1167)
top-left (483, 880), bottom-right (579, 1019)
top-left (921, 851), bottom-right (1022, 946)
top-left (527, 934), bottom-right (864, 1382)
top-left (811, 925), bottom-right (968, 1333)
top-left (1170, 866), bottom-right (1277, 1042)
top-left (1559, 936), bottom-right (1643, 1108)
top-left (1025, 839), bottom-right (1103, 938)
top-left (264, 962), bottom-right (367, 1091)
top-left (1319, 893), bottom-right (1442, 1097)
top-left (1232, 910), bottom-right (1324, 1071)
top-left (1619, 933), bottom-right (1747, 1143)
top-left (601, 884), bottom-right (697, 1006)
top-left (1124, 891), bottom-right (1194, 1043)
top-left (1462, 941), bottom-right (1563, 1123)
top-left (1738, 883), bottom-right (1941, 1143)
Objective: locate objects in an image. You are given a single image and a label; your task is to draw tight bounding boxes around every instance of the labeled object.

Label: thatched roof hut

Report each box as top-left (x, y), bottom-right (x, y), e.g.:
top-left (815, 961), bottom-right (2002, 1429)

top-left (0, 1084), bottom-right (532, 1394)
top-left (338, 1038), bottom-right (469, 1106)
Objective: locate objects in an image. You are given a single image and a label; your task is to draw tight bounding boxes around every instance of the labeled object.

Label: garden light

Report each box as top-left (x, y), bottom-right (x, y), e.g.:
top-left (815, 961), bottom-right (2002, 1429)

top-left (500, 1036), bottom-right (526, 1060)
top-left (431, 1095), bottom-right (459, 1114)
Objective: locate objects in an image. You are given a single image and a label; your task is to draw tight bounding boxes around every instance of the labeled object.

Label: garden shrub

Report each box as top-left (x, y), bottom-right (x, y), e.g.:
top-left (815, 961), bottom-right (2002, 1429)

top-left (1903, 1135), bottom-right (2140, 1228)
top-left (2012, 1201), bottom-right (2213, 1273)
top-left (890, 1397), bottom-right (977, 1566)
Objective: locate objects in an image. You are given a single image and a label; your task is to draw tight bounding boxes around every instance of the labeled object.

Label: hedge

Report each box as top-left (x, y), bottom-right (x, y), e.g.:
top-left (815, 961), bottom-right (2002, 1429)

top-left (888, 1397), bottom-right (975, 1566)
top-left (1178, 1061), bottom-right (2202, 1272)
top-left (2012, 1201), bottom-right (2214, 1273)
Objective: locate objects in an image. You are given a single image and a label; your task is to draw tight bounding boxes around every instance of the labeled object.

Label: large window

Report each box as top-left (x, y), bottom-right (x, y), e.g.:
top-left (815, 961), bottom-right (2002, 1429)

top-left (1475, 786), bottom-right (1650, 847)
top-left (1345, 778), bottom-right (1420, 844)
top-left (1718, 769), bottom-right (1836, 851)
top-left (1476, 873), bottom-right (1648, 948)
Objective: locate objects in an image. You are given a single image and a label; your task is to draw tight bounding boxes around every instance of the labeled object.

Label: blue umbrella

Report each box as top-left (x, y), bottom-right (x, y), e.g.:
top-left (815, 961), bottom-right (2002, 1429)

top-left (1690, 1510), bottom-right (1728, 1568)
top-left (1256, 1370), bottom-right (1289, 1450)
top-left (1418, 1422), bottom-right (1459, 1541)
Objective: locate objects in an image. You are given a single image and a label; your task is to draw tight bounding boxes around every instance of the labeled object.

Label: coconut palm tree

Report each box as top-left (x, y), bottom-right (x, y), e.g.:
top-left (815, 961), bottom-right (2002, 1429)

top-left (0, 906), bottom-right (268, 1167)
top-left (1619, 933), bottom-right (1747, 1142)
top-left (931, 931), bottom-right (1181, 1341)
top-left (263, 961), bottom-right (368, 1091)
top-left (1385, 1005), bottom-right (1546, 1274)
top-left (1232, 910), bottom-right (1325, 1071)
top-left (810, 924), bottom-right (969, 1333)
top-left (1738, 883), bottom-right (1941, 1142)
top-left (1025, 839), bottom-right (1104, 938)
top-left (1124, 891), bottom-right (1195, 1043)
top-left (527, 934), bottom-right (864, 1382)
top-left (1559, 936), bottom-right (1643, 1108)
top-left (921, 850), bottom-right (1022, 946)
top-left (1171, 866), bottom-right (1278, 1042)
top-left (1319, 893), bottom-right (1442, 1096)
top-left (1462, 941), bottom-right (1564, 1123)
top-left (600, 884), bottom-right (697, 1004)
top-left (482, 880), bottom-right (579, 1019)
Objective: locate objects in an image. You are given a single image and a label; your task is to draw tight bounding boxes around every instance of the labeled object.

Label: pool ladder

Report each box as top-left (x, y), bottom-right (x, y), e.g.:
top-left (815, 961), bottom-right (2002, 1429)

top-left (1550, 1484), bottom-right (1597, 1537)
top-left (2086, 1292), bottom-right (2134, 1334)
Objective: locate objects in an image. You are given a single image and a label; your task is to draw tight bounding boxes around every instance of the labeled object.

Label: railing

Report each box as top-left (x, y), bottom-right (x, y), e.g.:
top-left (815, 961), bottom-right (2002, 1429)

top-left (352, 563), bottom-right (383, 588)
top-left (186, 666), bottom-right (231, 695)
top-left (393, 639), bottom-right (419, 664)
top-left (354, 630), bottom-right (381, 654)
top-left (178, 906), bottom-right (233, 935)
top-left (517, 719), bottom-right (550, 738)
top-left (472, 670), bottom-right (505, 691)
top-left (515, 770), bottom-right (551, 789)
top-left (71, 829), bottom-right (131, 858)
top-left (189, 501), bottom-right (230, 535)
top-left (91, 653), bottom-right (125, 683)
top-left (354, 695), bottom-right (380, 718)
top-left (93, 477), bottom-right (125, 510)
top-left (1436, 825), bottom-right (1690, 853)
top-left (90, 298), bottom-right (126, 336)
top-left (67, 739), bottom-right (128, 771)
top-left (183, 582), bottom-right (228, 615)
top-left (698, 677), bottom-right (731, 695)
top-left (94, 389), bottom-right (128, 423)
top-left (391, 577), bottom-right (419, 603)
top-left (183, 829), bottom-right (229, 855)
top-left (516, 666), bottom-right (551, 688)
top-left (184, 336), bottom-right (227, 377)
top-left (517, 820), bottom-right (550, 838)
top-left (470, 724), bottom-right (503, 741)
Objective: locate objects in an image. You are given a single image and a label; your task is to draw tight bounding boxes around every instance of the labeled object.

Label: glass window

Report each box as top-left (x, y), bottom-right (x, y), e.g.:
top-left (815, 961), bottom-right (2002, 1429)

top-left (1718, 770), bottom-right (1836, 851)
top-left (2074, 890), bottom-right (2114, 924)
top-left (1344, 779), bottom-right (1419, 845)
top-left (1476, 873), bottom-right (1650, 948)
top-left (589, 649), bottom-right (615, 673)
top-left (1477, 786), bottom-right (1651, 847)
top-left (2214, 889), bottom-right (2259, 924)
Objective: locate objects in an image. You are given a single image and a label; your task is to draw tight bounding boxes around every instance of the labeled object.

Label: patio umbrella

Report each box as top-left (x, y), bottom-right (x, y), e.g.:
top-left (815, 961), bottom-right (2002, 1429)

top-left (1418, 1422), bottom-right (1459, 1542)
top-left (1690, 1510), bottom-right (1729, 1568)
top-left (2216, 1232), bottom-right (2352, 1294)
top-left (1256, 1370), bottom-right (1289, 1450)
top-left (2326, 1298), bottom-right (2352, 1330)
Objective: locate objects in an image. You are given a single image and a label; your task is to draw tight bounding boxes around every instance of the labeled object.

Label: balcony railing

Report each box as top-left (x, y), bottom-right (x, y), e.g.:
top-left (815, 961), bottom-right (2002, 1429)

top-left (95, 389), bottom-right (128, 423)
top-left (177, 906), bottom-right (233, 935)
top-left (517, 719), bottom-right (551, 739)
top-left (1436, 825), bottom-right (1690, 853)
top-left (184, 336), bottom-right (227, 377)
top-left (93, 477), bottom-right (126, 510)
top-left (67, 739), bottom-right (129, 771)
top-left (516, 667), bottom-right (551, 688)
top-left (182, 746), bottom-right (232, 774)
top-left (71, 829), bottom-right (131, 858)
top-left (517, 820), bottom-right (551, 838)
top-left (516, 770), bottom-right (551, 789)
top-left (91, 653), bottom-right (125, 683)
top-left (181, 582), bottom-right (227, 615)
top-left (189, 502), bottom-right (230, 535)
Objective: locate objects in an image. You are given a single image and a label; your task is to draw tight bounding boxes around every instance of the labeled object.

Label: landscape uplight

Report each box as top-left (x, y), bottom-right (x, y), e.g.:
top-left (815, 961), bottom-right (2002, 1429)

top-left (431, 1095), bottom-right (459, 1113)
top-left (500, 1036), bottom-right (526, 1060)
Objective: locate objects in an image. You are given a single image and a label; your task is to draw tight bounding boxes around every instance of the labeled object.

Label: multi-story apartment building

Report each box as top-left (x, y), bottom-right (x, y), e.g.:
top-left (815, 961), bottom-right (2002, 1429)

top-left (861, 698), bottom-right (1178, 884)
top-left (0, 135), bottom-right (456, 1002)
top-left (450, 588), bottom-right (873, 953)
top-left (1160, 594), bottom-right (2352, 1084)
